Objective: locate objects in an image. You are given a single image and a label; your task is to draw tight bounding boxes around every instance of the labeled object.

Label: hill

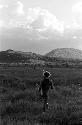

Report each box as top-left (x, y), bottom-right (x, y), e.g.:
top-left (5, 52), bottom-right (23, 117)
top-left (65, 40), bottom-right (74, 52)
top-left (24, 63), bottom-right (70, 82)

top-left (0, 49), bottom-right (42, 63)
top-left (46, 48), bottom-right (82, 60)
top-left (1, 49), bottom-right (82, 69)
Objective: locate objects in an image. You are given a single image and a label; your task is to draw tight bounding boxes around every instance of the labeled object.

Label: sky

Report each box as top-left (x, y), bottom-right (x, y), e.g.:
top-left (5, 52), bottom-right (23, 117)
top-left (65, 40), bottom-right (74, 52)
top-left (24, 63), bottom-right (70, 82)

top-left (0, 0), bottom-right (82, 54)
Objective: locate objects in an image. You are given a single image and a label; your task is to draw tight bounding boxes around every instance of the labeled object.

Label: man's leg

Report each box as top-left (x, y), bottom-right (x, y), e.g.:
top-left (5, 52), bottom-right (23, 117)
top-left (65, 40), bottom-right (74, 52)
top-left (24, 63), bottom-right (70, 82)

top-left (43, 94), bottom-right (48, 112)
top-left (46, 102), bottom-right (49, 109)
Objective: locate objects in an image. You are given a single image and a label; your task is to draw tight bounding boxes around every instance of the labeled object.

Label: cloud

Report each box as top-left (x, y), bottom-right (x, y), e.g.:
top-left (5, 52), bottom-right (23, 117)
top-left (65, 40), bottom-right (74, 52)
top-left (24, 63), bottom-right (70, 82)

top-left (0, 5), bottom-right (64, 32)
top-left (26, 7), bottom-right (64, 33)
top-left (9, 1), bottom-right (25, 16)
top-left (16, 1), bottom-right (24, 15)
top-left (72, 2), bottom-right (82, 28)
top-left (72, 19), bottom-right (81, 28)
top-left (0, 7), bottom-right (65, 40)
top-left (72, 2), bottom-right (82, 13)
top-left (0, 1), bottom-right (26, 28)
top-left (0, 20), bottom-right (5, 27)
top-left (0, 4), bottom-right (8, 9)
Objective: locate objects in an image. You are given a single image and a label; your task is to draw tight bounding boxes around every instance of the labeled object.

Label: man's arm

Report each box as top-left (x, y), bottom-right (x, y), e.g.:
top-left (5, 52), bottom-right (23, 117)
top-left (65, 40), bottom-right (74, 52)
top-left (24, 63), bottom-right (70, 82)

top-left (38, 81), bottom-right (42, 92)
top-left (50, 79), bottom-right (54, 89)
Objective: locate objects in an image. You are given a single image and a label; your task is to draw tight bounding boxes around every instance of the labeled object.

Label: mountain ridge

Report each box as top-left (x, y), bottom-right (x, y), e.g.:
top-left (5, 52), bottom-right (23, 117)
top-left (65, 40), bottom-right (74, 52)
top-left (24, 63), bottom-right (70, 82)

top-left (0, 49), bottom-right (42, 63)
top-left (45, 48), bottom-right (82, 60)
top-left (0, 48), bottom-right (82, 63)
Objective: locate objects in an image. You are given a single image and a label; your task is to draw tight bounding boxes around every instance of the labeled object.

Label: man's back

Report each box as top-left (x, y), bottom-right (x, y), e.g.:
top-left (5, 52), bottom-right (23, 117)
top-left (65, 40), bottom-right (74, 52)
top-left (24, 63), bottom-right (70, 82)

top-left (40, 78), bottom-right (53, 94)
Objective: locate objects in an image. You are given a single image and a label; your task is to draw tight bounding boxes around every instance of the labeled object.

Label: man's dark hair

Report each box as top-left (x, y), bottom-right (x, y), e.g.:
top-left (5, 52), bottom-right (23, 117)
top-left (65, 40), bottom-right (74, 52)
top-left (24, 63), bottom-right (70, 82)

top-left (43, 71), bottom-right (51, 78)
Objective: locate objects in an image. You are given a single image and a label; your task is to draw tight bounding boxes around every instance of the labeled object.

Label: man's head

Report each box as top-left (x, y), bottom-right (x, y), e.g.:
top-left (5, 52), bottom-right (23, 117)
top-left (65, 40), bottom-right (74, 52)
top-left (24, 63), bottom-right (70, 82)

top-left (43, 70), bottom-right (51, 78)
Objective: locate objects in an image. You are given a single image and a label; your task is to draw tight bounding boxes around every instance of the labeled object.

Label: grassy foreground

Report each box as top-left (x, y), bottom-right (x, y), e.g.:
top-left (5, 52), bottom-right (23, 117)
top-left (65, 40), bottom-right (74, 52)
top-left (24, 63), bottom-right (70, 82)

top-left (0, 66), bottom-right (82, 125)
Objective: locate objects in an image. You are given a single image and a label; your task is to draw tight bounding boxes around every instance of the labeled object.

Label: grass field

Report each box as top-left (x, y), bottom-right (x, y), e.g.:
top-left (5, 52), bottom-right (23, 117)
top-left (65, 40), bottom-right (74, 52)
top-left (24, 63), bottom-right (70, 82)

top-left (0, 65), bottom-right (82, 125)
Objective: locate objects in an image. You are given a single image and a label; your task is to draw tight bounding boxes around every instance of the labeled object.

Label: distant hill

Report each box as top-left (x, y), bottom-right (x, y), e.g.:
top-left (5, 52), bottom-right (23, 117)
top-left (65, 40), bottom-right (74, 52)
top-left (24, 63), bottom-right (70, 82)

top-left (0, 49), bottom-right (42, 63)
top-left (1, 48), bottom-right (82, 65)
top-left (46, 48), bottom-right (82, 60)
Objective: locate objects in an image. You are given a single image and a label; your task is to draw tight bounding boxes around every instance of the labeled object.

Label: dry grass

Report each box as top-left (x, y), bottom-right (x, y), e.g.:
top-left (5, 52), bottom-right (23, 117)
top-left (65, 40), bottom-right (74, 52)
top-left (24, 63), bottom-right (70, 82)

top-left (0, 66), bottom-right (82, 125)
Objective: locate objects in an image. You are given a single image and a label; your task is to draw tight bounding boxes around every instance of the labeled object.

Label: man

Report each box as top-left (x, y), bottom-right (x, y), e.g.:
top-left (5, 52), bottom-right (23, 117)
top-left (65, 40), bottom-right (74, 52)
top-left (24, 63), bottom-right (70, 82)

top-left (39, 70), bottom-right (54, 112)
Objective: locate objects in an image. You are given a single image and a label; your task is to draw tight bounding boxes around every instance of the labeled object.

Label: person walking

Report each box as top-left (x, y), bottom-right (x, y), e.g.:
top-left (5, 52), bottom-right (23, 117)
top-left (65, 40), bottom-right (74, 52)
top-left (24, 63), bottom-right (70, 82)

top-left (39, 70), bottom-right (54, 112)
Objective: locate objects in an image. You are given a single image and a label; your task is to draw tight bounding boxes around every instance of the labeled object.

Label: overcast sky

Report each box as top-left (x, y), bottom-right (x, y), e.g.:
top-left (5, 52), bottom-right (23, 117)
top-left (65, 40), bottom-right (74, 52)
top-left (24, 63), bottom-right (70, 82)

top-left (0, 0), bottom-right (82, 54)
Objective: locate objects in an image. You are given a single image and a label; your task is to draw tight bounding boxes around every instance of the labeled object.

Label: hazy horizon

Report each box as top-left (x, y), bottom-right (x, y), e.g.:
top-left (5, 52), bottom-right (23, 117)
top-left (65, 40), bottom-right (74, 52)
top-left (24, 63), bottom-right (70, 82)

top-left (1, 47), bottom-right (82, 56)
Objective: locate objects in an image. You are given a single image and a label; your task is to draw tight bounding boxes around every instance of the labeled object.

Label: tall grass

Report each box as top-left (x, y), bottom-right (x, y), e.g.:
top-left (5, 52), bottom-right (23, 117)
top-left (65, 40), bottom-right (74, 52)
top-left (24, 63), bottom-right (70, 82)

top-left (1, 84), bottom-right (82, 125)
top-left (0, 66), bottom-right (82, 124)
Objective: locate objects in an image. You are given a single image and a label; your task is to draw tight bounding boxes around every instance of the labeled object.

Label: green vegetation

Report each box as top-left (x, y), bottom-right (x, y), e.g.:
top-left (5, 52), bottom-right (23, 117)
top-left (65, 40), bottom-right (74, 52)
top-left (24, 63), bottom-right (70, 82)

top-left (0, 66), bottom-right (82, 125)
